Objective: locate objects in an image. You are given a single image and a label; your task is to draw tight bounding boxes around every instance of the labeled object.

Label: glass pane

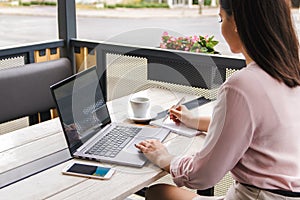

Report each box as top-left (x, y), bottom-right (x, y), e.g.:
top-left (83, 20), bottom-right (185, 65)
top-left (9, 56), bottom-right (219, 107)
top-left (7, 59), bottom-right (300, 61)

top-left (74, 2), bottom-right (300, 58)
top-left (0, 2), bottom-right (57, 47)
top-left (75, 3), bottom-right (235, 56)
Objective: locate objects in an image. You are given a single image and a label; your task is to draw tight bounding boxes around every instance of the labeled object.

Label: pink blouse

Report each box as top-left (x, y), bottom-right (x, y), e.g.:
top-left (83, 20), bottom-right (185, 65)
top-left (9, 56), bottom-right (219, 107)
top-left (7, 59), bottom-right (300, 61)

top-left (170, 62), bottom-right (300, 192)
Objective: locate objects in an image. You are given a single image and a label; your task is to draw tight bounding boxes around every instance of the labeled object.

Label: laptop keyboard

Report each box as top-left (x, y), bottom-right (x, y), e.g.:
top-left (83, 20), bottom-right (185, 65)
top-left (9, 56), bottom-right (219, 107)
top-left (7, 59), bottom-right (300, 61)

top-left (86, 126), bottom-right (142, 158)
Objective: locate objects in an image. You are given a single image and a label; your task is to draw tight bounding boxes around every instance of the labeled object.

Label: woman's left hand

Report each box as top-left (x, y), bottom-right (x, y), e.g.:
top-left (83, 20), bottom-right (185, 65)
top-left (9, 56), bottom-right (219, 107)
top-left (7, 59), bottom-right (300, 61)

top-left (135, 139), bottom-right (173, 172)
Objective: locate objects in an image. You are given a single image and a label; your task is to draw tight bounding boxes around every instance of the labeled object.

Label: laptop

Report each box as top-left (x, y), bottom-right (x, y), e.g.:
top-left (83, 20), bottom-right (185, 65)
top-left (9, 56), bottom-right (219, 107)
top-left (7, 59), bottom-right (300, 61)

top-left (50, 66), bottom-right (170, 167)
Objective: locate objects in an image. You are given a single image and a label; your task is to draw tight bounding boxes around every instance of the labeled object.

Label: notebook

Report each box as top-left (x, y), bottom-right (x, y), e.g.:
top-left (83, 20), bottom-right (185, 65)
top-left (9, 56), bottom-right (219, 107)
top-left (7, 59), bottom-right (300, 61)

top-left (150, 118), bottom-right (203, 137)
top-left (50, 66), bottom-right (170, 168)
top-left (150, 96), bottom-right (211, 137)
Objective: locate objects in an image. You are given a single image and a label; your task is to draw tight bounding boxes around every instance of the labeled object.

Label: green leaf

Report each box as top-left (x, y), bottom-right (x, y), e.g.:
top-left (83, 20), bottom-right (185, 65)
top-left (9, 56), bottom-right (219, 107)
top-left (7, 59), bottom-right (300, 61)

top-left (211, 41), bottom-right (219, 46)
top-left (200, 47), bottom-right (208, 53)
top-left (206, 46), bottom-right (214, 52)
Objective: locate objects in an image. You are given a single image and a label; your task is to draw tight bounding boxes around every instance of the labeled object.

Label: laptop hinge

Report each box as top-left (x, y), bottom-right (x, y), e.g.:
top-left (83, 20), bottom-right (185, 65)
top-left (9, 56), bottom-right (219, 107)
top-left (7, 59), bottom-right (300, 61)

top-left (76, 123), bottom-right (113, 153)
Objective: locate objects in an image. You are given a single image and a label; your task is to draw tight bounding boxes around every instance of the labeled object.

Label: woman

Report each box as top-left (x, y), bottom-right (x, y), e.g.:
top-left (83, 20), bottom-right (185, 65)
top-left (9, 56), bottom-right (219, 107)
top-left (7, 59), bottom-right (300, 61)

top-left (135, 0), bottom-right (300, 199)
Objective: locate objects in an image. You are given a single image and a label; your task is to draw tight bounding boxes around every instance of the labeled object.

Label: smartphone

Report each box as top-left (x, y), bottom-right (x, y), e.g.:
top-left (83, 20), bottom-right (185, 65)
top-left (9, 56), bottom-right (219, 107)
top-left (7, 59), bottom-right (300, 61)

top-left (62, 163), bottom-right (115, 180)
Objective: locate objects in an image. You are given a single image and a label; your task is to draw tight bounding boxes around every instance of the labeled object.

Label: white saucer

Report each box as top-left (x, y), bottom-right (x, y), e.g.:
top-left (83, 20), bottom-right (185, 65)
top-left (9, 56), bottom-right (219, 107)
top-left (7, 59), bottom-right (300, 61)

top-left (128, 115), bottom-right (152, 123)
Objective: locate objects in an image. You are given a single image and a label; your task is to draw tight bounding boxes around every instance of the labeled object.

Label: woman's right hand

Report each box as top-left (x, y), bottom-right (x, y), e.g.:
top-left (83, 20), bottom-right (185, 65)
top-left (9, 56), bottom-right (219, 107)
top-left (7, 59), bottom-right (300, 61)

top-left (169, 105), bottom-right (198, 129)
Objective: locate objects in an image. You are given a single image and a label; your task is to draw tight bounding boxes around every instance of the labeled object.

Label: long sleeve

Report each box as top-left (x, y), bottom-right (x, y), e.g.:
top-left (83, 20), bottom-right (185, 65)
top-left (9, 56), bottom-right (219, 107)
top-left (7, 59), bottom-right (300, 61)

top-left (170, 85), bottom-right (253, 189)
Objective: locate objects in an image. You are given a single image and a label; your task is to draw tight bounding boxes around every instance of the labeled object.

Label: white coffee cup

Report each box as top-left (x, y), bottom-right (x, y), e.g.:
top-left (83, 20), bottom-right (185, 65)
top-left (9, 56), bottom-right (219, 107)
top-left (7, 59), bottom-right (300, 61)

top-left (130, 97), bottom-right (150, 118)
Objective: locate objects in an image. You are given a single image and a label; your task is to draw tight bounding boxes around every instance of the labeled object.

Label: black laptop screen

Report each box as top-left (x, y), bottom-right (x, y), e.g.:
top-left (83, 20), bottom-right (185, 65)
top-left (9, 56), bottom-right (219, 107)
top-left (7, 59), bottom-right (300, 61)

top-left (51, 67), bottom-right (111, 153)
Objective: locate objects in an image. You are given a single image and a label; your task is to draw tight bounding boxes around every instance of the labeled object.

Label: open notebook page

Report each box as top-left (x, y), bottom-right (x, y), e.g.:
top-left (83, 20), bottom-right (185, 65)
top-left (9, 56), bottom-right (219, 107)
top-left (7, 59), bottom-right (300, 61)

top-left (150, 118), bottom-right (205, 137)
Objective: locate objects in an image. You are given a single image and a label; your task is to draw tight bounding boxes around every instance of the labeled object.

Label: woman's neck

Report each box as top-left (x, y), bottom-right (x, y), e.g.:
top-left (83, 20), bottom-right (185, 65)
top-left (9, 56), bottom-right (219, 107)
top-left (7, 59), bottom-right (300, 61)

top-left (242, 49), bottom-right (253, 65)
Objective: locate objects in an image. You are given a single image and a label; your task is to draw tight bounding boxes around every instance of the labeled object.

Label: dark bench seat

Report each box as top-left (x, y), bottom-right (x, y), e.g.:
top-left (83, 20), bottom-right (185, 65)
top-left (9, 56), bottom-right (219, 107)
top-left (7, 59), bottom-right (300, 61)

top-left (0, 58), bottom-right (72, 124)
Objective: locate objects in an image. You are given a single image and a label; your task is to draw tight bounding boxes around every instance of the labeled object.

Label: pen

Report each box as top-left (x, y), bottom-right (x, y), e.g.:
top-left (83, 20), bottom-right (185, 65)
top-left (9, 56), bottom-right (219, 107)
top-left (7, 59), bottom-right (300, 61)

top-left (162, 97), bottom-right (185, 122)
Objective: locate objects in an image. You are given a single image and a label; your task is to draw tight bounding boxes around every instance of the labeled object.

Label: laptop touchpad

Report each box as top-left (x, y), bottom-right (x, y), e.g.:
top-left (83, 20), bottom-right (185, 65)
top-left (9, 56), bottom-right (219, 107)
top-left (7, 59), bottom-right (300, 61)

top-left (124, 137), bottom-right (154, 154)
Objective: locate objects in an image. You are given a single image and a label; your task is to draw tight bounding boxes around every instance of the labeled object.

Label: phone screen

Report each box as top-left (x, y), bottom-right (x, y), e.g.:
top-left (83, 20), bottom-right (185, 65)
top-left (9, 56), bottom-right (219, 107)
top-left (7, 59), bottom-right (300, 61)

top-left (67, 163), bottom-right (111, 177)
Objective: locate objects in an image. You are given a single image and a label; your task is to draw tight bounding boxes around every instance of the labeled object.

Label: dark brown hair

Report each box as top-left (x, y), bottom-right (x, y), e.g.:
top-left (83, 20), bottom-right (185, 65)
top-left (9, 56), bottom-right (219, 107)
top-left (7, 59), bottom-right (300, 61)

top-left (220, 0), bottom-right (300, 87)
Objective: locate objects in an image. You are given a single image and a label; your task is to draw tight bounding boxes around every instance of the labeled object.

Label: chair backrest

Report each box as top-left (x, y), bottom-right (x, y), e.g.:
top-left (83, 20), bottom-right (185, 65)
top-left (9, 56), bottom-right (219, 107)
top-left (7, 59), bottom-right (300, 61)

top-left (0, 58), bottom-right (72, 124)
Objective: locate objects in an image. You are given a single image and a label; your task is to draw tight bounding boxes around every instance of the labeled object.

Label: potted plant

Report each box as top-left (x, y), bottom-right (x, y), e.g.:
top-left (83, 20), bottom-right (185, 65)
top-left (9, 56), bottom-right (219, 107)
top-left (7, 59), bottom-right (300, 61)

top-left (160, 32), bottom-right (219, 54)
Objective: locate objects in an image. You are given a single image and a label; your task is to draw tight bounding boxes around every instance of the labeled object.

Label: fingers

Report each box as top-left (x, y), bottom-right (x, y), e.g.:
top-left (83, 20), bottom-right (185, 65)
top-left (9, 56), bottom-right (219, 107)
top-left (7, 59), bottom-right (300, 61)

top-left (169, 105), bottom-right (190, 123)
top-left (169, 107), bottom-right (182, 123)
top-left (170, 107), bottom-right (181, 114)
top-left (135, 143), bottom-right (148, 153)
top-left (135, 139), bottom-right (160, 153)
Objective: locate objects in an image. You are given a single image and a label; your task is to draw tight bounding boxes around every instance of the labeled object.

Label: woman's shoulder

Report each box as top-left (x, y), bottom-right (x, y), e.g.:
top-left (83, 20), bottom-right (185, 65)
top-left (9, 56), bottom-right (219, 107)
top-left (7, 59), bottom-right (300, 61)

top-left (223, 62), bottom-right (265, 90)
top-left (219, 62), bottom-right (272, 101)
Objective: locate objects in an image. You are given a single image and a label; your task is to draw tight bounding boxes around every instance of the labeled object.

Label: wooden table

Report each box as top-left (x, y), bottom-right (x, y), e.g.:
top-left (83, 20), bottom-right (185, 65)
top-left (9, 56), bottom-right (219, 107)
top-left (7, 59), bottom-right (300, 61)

top-left (0, 88), bottom-right (215, 200)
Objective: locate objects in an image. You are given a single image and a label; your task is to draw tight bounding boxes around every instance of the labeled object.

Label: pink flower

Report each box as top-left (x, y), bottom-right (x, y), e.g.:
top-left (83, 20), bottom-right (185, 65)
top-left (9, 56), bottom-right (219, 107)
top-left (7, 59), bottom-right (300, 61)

top-left (192, 35), bottom-right (199, 42)
top-left (162, 31), bottom-right (169, 36)
top-left (160, 43), bottom-right (166, 48)
top-left (160, 33), bottom-right (218, 54)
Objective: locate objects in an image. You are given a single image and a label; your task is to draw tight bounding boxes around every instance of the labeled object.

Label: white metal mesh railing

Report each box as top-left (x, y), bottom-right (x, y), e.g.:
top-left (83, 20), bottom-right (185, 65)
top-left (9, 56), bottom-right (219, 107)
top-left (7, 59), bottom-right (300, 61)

top-left (106, 53), bottom-right (238, 101)
top-left (0, 56), bottom-right (25, 70)
top-left (0, 56), bottom-right (29, 134)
